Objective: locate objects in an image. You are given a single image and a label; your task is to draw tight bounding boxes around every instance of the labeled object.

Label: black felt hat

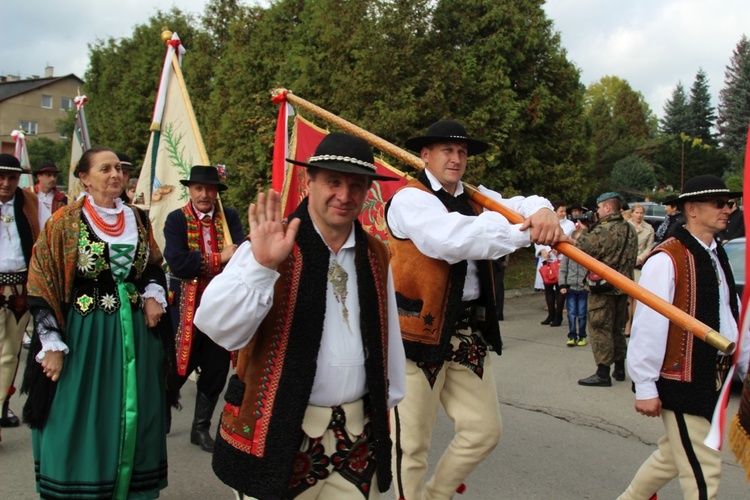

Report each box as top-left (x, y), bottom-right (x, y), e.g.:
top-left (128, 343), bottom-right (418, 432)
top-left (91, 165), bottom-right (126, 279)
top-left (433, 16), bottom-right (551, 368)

top-left (566, 203), bottom-right (589, 214)
top-left (116, 152), bottom-right (135, 171)
top-left (34, 159), bottom-right (60, 175)
top-left (663, 175), bottom-right (742, 205)
top-left (0, 153), bottom-right (23, 173)
top-left (405, 120), bottom-right (489, 156)
top-left (287, 132), bottom-right (399, 181)
top-left (180, 166), bottom-right (228, 191)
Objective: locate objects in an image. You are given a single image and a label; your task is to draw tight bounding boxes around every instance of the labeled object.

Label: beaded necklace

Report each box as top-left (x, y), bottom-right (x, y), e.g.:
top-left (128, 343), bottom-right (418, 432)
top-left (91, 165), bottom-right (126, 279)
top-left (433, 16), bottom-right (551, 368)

top-left (84, 196), bottom-right (125, 237)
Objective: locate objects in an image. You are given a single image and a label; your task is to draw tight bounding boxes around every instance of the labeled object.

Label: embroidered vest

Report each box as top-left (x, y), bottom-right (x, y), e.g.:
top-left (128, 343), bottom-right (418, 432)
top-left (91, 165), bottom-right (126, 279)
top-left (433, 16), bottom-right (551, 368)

top-left (175, 203), bottom-right (227, 375)
top-left (651, 226), bottom-right (739, 420)
top-left (386, 176), bottom-right (501, 364)
top-left (211, 199), bottom-right (393, 499)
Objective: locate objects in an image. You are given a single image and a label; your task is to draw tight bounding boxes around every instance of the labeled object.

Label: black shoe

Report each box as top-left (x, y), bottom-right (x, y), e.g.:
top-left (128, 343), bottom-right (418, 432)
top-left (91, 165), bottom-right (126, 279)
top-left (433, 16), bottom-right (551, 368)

top-left (0, 401), bottom-right (20, 428)
top-left (578, 365), bottom-right (612, 387)
top-left (549, 321), bottom-right (562, 327)
top-left (578, 373), bottom-right (612, 387)
top-left (613, 361), bottom-right (626, 382)
top-left (541, 317), bottom-right (553, 325)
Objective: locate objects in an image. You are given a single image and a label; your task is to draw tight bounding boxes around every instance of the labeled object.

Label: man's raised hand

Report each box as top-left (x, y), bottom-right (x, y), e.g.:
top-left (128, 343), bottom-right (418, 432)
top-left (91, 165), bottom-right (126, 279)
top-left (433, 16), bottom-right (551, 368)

top-left (248, 189), bottom-right (301, 269)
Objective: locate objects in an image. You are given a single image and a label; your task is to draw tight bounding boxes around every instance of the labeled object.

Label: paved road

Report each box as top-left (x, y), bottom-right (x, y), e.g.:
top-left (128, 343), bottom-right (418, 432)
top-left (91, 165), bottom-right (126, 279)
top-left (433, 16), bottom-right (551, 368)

top-left (2, 292), bottom-right (748, 499)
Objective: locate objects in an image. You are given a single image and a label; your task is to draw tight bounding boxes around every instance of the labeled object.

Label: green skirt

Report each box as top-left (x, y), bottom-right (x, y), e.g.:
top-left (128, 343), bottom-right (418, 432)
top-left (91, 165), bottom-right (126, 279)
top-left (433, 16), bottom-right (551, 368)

top-left (32, 307), bottom-right (168, 499)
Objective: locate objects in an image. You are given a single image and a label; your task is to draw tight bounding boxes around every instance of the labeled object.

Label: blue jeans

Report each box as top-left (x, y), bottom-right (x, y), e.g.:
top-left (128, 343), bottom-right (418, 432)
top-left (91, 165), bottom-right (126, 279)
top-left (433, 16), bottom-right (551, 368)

top-left (566, 289), bottom-right (588, 339)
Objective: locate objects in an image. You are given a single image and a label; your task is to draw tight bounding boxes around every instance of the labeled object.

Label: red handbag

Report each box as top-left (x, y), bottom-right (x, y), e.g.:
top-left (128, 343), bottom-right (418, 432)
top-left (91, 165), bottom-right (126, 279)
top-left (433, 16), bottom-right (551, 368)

top-left (539, 260), bottom-right (560, 285)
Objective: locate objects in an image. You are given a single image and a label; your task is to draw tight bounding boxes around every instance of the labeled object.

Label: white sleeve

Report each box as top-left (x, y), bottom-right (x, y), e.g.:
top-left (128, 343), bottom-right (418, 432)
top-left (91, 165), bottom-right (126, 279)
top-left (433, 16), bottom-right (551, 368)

top-left (385, 266), bottom-right (406, 409)
top-left (141, 283), bottom-right (167, 309)
top-left (627, 252), bottom-right (674, 400)
top-left (477, 185), bottom-right (555, 219)
top-left (386, 187), bottom-right (532, 265)
top-left (193, 240), bottom-right (280, 351)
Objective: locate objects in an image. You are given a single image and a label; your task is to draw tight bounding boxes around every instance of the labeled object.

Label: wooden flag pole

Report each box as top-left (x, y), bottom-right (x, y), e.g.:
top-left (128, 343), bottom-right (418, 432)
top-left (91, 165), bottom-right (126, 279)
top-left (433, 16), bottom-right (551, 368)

top-left (271, 88), bottom-right (735, 354)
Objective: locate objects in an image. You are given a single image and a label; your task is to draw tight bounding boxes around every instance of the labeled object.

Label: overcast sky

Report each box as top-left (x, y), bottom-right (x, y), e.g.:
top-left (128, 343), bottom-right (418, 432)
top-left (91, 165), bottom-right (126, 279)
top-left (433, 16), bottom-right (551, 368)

top-left (2, 0), bottom-right (749, 119)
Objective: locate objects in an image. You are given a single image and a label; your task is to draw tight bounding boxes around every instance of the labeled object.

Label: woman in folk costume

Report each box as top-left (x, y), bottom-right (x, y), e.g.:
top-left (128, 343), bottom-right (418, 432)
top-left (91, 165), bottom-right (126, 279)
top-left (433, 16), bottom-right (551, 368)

top-left (21, 147), bottom-right (173, 499)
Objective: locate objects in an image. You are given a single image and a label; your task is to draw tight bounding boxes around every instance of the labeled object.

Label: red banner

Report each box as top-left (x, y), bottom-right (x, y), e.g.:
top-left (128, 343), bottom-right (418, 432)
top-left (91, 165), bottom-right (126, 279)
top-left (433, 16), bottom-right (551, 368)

top-left (280, 115), bottom-right (410, 244)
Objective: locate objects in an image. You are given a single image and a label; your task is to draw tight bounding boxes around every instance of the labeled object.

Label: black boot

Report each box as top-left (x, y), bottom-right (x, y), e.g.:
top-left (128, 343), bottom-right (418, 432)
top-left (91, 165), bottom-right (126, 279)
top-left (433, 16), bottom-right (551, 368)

top-left (578, 364), bottom-right (612, 387)
top-left (190, 392), bottom-right (218, 452)
top-left (613, 360), bottom-right (626, 382)
top-left (541, 316), bottom-right (553, 325)
top-left (0, 399), bottom-right (20, 428)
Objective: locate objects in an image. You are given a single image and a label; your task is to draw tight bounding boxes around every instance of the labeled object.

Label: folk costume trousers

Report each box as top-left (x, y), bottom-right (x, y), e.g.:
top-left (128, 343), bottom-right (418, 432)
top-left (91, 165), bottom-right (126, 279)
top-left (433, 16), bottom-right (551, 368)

top-left (232, 398), bottom-right (379, 500)
top-left (0, 285), bottom-right (30, 410)
top-left (618, 410), bottom-right (721, 500)
top-left (392, 333), bottom-right (502, 500)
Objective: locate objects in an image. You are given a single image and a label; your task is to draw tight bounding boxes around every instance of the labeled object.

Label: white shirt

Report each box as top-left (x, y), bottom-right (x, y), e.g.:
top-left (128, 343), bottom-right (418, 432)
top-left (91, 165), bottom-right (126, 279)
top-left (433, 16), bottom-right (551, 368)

top-left (37, 189), bottom-right (55, 225)
top-left (193, 221), bottom-right (406, 409)
top-left (627, 235), bottom-right (750, 400)
top-left (192, 204), bottom-right (216, 254)
top-left (0, 194), bottom-right (51, 272)
top-left (387, 169), bottom-right (553, 300)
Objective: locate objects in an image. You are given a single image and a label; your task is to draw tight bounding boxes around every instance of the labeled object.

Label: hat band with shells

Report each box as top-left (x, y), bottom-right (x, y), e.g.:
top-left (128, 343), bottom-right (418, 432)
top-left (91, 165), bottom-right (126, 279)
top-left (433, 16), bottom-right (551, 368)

top-left (679, 188), bottom-right (733, 198)
top-left (308, 154), bottom-right (376, 173)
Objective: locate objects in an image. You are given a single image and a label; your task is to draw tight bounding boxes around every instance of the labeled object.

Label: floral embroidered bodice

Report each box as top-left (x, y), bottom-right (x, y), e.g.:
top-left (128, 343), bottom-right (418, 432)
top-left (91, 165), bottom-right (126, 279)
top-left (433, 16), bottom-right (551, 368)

top-left (72, 215), bottom-right (148, 316)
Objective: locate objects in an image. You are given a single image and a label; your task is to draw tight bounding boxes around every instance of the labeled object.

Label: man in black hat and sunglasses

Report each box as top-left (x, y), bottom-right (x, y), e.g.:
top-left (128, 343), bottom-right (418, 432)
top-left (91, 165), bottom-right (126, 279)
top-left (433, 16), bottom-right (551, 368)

top-left (194, 132), bottom-right (406, 499)
top-left (620, 174), bottom-right (750, 499)
top-left (386, 120), bottom-right (562, 499)
top-left (162, 165), bottom-right (244, 452)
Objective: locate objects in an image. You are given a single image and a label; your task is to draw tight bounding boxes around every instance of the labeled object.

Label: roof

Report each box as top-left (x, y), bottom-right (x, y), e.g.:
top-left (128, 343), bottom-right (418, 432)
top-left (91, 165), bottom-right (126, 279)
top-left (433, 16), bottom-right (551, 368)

top-left (0, 74), bottom-right (85, 103)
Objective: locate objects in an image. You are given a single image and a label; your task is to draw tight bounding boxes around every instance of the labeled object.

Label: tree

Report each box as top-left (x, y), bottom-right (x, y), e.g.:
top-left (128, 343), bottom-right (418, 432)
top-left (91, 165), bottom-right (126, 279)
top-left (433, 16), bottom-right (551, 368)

top-left (660, 82), bottom-right (691, 136)
top-left (84, 8), bottom-right (201, 166)
top-left (609, 155), bottom-right (655, 200)
top-left (81, 0), bottom-right (593, 208)
top-left (638, 134), bottom-right (731, 190)
top-left (718, 35), bottom-right (750, 158)
top-left (687, 68), bottom-right (717, 145)
top-left (584, 77), bottom-right (653, 193)
top-left (27, 137), bottom-right (69, 177)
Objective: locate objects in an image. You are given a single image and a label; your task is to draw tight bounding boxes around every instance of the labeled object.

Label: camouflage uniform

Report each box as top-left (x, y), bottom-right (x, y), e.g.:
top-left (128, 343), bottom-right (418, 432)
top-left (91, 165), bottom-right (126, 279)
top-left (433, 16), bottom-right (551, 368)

top-left (576, 212), bottom-right (638, 367)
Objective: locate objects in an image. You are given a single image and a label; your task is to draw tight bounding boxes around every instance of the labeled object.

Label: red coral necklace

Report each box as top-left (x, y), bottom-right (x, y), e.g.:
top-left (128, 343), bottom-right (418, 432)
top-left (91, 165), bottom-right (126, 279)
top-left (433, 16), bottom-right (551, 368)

top-left (84, 196), bottom-right (125, 236)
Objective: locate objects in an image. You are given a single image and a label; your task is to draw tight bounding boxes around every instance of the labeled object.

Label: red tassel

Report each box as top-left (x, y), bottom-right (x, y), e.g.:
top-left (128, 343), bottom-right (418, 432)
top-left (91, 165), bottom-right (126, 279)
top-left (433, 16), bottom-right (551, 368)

top-left (648, 494), bottom-right (657, 500)
top-left (7, 386), bottom-right (16, 397)
top-left (456, 483), bottom-right (467, 494)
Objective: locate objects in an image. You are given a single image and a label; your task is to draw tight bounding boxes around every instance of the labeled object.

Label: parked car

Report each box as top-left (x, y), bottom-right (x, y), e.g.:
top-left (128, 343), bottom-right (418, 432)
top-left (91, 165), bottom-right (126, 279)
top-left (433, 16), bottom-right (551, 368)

top-left (636, 201), bottom-right (667, 231)
top-left (723, 237), bottom-right (745, 297)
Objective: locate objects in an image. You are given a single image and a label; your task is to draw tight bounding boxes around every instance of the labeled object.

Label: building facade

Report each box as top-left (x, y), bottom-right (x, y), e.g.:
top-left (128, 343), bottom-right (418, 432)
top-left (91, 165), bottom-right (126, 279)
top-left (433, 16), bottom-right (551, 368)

top-left (0, 67), bottom-right (84, 155)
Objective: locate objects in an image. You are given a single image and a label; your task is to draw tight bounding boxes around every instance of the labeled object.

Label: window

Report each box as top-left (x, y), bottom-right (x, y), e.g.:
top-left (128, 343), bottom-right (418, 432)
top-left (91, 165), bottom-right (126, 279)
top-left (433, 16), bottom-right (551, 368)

top-left (61, 97), bottom-right (75, 111)
top-left (20, 121), bottom-right (38, 135)
top-left (41, 95), bottom-right (53, 109)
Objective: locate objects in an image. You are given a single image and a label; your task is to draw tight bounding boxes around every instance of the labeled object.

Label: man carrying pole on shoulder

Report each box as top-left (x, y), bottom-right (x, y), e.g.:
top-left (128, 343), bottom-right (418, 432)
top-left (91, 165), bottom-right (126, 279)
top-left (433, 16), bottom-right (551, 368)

top-left (386, 120), bottom-right (564, 500)
top-left (619, 175), bottom-right (750, 499)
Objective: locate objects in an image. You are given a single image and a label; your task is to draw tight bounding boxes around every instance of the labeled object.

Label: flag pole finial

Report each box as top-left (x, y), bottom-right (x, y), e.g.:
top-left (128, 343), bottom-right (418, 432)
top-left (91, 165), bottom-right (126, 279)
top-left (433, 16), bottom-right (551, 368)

top-left (161, 27), bottom-right (173, 43)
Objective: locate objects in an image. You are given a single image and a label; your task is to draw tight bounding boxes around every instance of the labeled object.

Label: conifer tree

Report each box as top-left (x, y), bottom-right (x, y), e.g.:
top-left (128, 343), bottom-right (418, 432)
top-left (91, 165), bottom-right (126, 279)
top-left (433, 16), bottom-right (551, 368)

top-left (687, 68), bottom-right (717, 145)
top-left (717, 35), bottom-right (750, 157)
top-left (660, 82), bottom-right (691, 136)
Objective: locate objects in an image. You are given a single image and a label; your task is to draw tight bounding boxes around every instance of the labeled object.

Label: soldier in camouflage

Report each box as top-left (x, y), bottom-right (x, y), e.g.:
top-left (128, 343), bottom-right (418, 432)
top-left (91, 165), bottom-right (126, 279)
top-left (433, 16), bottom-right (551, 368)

top-left (575, 192), bottom-right (638, 387)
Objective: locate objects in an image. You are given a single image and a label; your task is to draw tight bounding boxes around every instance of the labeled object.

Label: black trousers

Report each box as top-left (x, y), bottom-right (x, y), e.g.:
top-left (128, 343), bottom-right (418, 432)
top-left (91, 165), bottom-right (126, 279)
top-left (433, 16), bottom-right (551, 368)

top-left (169, 288), bottom-right (231, 400)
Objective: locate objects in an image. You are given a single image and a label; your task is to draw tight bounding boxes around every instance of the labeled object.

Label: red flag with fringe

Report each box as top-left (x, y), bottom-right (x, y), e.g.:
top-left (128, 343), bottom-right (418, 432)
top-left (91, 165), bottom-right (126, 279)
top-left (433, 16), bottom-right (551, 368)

top-left (729, 124), bottom-right (750, 479)
top-left (278, 114), bottom-right (410, 243)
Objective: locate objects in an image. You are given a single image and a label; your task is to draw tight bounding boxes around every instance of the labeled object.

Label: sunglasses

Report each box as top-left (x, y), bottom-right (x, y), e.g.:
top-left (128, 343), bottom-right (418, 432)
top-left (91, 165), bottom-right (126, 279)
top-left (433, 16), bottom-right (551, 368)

top-left (693, 198), bottom-right (735, 209)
